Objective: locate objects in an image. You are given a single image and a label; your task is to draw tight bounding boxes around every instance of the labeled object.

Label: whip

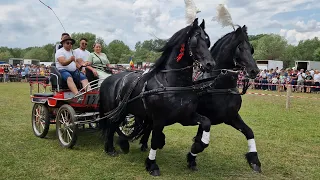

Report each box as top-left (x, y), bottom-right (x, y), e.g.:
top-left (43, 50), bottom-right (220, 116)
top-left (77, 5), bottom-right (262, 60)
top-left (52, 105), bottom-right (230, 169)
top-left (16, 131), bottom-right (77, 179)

top-left (39, 0), bottom-right (66, 32)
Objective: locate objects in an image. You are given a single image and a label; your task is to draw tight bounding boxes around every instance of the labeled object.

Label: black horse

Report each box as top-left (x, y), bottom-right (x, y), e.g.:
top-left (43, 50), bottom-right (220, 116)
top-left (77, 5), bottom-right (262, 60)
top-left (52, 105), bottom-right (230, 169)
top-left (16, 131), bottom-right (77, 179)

top-left (138, 25), bottom-right (262, 172)
top-left (99, 18), bottom-right (215, 176)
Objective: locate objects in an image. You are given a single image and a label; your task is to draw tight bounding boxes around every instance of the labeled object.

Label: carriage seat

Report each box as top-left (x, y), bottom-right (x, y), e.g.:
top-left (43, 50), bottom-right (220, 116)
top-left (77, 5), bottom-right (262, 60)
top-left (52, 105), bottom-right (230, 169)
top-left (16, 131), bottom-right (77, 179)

top-left (50, 63), bottom-right (82, 91)
top-left (50, 63), bottom-right (69, 91)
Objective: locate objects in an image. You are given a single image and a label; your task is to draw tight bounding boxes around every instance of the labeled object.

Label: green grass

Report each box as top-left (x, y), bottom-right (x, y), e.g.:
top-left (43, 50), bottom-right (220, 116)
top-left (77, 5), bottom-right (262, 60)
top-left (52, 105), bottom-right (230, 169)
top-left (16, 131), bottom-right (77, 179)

top-left (0, 83), bottom-right (319, 180)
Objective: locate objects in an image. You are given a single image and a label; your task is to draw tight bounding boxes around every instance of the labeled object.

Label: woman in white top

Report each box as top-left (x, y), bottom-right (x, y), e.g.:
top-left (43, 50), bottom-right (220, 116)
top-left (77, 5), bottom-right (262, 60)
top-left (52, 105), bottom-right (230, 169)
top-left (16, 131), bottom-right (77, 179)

top-left (86, 43), bottom-right (112, 85)
top-left (313, 70), bottom-right (320, 92)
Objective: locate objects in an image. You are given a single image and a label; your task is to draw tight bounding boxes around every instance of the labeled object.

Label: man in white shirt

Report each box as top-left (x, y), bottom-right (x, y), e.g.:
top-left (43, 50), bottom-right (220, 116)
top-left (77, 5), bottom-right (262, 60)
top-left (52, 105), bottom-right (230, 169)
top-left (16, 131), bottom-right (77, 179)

top-left (74, 38), bottom-right (90, 74)
top-left (55, 35), bottom-right (90, 95)
top-left (55, 33), bottom-right (70, 53)
top-left (297, 69), bottom-right (305, 92)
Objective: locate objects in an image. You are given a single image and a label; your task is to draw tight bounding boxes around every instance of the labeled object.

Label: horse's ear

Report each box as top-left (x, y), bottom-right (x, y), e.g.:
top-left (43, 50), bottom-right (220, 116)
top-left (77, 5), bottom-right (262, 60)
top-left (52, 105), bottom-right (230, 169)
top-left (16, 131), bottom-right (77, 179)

top-left (235, 26), bottom-right (242, 35)
top-left (200, 19), bottom-right (205, 29)
top-left (242, 25), bottom-right (247, 33)
top-left (192, 18), bottom-right (199, 28)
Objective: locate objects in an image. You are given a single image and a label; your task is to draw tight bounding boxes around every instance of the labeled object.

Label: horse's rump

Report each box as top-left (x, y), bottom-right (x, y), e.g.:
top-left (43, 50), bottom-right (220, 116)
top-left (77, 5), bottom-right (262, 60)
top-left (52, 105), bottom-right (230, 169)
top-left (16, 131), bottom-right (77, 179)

top-left (99, 71), bottom-right (147, 123)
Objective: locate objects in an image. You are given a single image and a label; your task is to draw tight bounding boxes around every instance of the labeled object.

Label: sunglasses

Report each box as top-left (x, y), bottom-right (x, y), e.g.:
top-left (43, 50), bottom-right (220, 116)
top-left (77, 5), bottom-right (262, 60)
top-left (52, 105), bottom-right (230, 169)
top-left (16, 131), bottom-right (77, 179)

top-left (81, 43), bottom-right (88, 45)
top-left (65, 41), bottom-right (73, 45)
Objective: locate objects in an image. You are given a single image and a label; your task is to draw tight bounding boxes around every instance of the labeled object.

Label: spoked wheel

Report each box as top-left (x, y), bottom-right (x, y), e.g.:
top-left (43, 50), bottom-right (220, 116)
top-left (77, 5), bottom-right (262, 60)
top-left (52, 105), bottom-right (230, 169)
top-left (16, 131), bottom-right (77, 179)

top-left (32, 103), bottom-right (50, 138)
top-left (56, 104), bottom-right (78, 148)
top-left (116, 114), bottom-right (142, 140)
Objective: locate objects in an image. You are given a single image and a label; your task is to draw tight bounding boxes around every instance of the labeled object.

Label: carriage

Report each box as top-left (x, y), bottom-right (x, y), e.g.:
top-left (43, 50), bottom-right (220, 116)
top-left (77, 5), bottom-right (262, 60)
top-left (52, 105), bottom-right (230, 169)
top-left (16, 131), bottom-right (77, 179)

top-left (30, 64), bottom-right (139, 148)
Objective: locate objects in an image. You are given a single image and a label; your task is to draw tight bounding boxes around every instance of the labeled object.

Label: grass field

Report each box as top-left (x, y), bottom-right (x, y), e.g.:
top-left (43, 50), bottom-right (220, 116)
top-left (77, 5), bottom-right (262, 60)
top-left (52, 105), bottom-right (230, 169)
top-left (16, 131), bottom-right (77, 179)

top-left (0, 83), bottom-right (319, 180)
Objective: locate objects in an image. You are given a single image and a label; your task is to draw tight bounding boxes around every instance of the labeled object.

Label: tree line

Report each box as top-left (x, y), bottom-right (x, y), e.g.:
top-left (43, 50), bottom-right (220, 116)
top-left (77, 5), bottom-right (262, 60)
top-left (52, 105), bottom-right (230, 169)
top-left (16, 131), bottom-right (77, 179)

top-left (0, 32), bottom-right (319, 68)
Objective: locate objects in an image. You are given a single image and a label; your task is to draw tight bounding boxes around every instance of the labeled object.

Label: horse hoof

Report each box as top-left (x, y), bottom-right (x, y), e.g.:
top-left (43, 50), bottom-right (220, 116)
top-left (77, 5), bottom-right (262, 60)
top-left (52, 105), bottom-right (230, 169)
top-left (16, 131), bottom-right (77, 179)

top-left (187, 152), bottom-right (198, 171)
top-left (245, 152), bottom-right (262, 173)
top-left (107, 150), bottom-right (118, 157)
top-left (118, 137), bottom-right (130, 154)
top-left (250, 163), bottom-right (262, 173)
top-left (188, 165), bottom-right (198, 171)
top-left (149, 169), bottom-right (160, 176)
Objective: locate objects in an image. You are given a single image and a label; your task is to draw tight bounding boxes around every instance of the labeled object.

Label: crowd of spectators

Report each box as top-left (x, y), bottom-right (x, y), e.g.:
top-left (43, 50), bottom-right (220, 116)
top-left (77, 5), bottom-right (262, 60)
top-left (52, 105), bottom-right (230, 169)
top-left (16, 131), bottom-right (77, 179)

top-left (244, 67), bottom-right (320, 93)
top-left (0, 64), bottom-right (50, 83)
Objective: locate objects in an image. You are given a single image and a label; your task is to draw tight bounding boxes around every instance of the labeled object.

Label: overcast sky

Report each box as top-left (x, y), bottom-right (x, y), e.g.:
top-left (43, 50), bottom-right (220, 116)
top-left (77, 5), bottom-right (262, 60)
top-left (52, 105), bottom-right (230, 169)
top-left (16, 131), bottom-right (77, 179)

top-left (0, 0), bottom-right (319, 49)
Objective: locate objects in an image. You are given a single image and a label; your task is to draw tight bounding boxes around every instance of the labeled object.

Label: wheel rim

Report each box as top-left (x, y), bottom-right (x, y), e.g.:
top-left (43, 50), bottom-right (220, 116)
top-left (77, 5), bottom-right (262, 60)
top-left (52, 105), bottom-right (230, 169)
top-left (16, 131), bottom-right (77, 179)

top-left (33, 104), bottom-right (46, 135)
top-left (57, 109), bottom-right (75, 146)
top-left (119, 115), bottom-right (135, 136)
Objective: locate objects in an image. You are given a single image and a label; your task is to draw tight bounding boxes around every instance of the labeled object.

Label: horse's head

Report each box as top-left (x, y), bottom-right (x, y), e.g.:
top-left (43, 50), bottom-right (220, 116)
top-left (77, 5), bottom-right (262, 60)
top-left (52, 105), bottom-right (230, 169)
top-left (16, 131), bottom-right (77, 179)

top-left (232, 25), bottom-right (259, 78)
top-left (211, 25), bottom-right (259, 79)
top-left (187, 18), bottom-right (215, 72)
top-left (152, 18), bottom-right (214, 75)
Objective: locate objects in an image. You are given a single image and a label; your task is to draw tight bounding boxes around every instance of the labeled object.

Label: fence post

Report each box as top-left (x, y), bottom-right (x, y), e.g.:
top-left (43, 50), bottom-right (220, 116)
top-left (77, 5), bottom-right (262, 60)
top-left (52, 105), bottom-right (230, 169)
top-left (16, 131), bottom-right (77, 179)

top-left (286, 85), bottom-right (292, 109)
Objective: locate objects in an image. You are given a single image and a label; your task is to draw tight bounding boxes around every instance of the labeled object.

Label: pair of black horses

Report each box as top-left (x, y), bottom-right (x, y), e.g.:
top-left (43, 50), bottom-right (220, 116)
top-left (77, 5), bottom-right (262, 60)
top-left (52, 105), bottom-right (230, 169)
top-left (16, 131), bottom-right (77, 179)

top-left (98, 18), bottom-right (261, 176)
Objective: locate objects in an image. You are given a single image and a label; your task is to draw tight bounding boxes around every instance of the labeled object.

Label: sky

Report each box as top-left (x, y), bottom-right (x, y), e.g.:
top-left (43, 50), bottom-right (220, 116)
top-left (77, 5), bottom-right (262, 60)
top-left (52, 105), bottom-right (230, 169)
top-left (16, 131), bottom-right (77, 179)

top-left (0, 0), bottom-right (319, 50)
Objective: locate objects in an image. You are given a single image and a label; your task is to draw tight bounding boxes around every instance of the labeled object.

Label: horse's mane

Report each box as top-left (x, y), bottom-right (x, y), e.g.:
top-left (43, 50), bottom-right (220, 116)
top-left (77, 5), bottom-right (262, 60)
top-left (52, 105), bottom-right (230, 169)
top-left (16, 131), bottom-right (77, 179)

top-left (149, 25), bottom-right (193, 73)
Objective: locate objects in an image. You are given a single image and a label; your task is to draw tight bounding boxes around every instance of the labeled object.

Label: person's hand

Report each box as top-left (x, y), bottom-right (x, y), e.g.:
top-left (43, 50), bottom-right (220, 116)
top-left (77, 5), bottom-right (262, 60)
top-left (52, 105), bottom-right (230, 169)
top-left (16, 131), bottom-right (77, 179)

top-left (92, 69), bottom-right (98, 77)
top-left (70, 56), bottom-right (75, 61)
top-left (81, 68), bottom-right (86, 74)
top-left (84, 61), bottom-right (91, 66)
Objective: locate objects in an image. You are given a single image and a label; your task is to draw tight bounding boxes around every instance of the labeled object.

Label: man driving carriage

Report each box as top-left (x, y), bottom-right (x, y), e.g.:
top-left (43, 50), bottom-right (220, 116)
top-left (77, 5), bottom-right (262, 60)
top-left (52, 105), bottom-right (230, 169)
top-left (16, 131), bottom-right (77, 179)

top-left (55, 35), bottom-right (90, 95)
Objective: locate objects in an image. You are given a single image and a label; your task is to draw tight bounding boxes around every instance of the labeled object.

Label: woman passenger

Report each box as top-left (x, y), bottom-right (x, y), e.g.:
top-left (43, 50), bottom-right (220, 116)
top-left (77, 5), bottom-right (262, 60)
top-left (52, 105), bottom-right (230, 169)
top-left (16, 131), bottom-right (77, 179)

top-left (86, 43), bottom-right (112, 85)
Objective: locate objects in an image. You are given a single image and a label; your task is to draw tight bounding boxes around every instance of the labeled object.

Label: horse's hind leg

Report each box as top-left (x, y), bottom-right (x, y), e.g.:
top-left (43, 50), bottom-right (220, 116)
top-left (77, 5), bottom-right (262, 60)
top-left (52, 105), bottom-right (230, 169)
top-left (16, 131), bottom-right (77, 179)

top-left (145, 124), bottom-right (165, 176)
top-left (225, 113), bottom-right (262, 173)
top-left (104, 122), bottom-right (118, 156)
top-left (187, 113), bottom-right (211, 171)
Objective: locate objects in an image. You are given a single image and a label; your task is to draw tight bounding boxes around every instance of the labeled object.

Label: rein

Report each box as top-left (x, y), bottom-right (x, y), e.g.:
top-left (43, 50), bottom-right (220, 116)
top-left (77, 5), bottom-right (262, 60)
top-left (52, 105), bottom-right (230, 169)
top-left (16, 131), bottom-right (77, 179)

top-left (194, 68), bottom-right (251, 95)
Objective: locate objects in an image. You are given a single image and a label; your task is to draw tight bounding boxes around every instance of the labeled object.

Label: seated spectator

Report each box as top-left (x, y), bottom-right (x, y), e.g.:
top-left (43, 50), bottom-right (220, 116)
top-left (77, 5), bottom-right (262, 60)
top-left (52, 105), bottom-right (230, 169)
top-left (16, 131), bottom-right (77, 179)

top-left (87, 43), bottom-right (112, 85)
top-left (55, 33), bottom-right (70, 54)
top-left (74, 38), bottom-right (90, 74)
top-left (55, 35), bottom-right (90, 95)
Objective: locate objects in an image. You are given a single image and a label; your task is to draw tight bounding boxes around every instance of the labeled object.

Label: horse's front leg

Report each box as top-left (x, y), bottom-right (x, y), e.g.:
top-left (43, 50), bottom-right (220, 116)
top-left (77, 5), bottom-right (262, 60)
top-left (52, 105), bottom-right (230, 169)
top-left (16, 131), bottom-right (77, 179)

top-left (225, 113), bottom-right (262, 173)
top-left (145, 124), bottom-right (165, 176)
top-left (140, 123), bottom-right (152, 152)
top-left (187, 113), bottom-right (211, 171)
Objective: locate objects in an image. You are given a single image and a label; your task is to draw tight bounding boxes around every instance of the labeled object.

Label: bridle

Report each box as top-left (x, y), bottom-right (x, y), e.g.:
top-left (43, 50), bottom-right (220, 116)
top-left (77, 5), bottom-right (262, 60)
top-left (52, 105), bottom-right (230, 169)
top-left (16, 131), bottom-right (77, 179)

top-left (160, 27), bottom-right (209, 73)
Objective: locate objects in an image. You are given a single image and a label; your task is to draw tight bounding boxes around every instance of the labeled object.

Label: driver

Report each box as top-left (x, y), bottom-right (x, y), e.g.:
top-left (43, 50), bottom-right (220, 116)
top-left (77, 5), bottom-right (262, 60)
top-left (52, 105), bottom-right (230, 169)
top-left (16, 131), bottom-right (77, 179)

top-left (55, 35), bottom-right (90, 95)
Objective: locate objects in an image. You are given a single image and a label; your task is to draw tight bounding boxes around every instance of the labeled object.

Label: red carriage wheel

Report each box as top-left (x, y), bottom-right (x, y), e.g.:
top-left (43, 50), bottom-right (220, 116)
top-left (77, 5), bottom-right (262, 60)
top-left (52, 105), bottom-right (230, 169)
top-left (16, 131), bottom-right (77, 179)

top-left (56, 104), bottom-right (78, 148)
top-left (32, 103), bottom-right (50, 138)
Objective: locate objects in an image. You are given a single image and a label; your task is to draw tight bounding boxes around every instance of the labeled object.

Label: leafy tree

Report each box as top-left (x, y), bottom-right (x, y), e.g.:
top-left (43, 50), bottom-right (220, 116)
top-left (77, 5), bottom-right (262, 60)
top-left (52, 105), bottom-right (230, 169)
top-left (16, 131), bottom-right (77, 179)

top-left (135, 39), bottom-right (167, 51)
top-left (42, 44), bottom-right (55, 62)
top-left (105, 40), bottom-right (132, 64)
top-left (253, 34), bottom-right (288, 60)
top-left (295, 37), bottom-right (320, 60)
top-left (280, 45), bottom-right (298, 68)
top-left (24, 48), bottom-right (49, 61)
top-left (248, 34), bottom-right (268, 41)
top-left (0, 51), bottom-right (13, 61)
top-left (313, 47), bottom-right (320, 61)
top-left (9, 48), bottom-right (24, 58)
